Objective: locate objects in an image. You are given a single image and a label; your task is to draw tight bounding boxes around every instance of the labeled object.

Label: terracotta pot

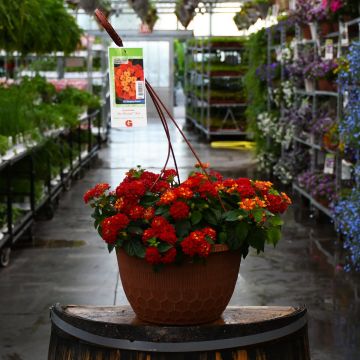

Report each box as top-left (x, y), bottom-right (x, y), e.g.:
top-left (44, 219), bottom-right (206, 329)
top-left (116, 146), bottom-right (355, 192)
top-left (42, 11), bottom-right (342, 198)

top-left (319, 21), bottom-right (332, 37)
top-left (116, 244), bottom-right (241, 325)
top-left (302, 24), bottom-right (312, 40)
top-left (317, 78), bottom-right (337, 92)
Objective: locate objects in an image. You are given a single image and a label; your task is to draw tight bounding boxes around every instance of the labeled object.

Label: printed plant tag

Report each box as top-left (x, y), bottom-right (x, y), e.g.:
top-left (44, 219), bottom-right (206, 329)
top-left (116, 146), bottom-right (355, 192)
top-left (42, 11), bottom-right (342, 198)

top-left (341, 160), bottom-right (352, 180)
top-left (325, 39), bottom-right (334, 60)
top-left (108, 47), bottom-right (147, 128)
top-left (340, 23), bottom-right (349, 47)
top-left (323, 153), bottom-right (335, 174)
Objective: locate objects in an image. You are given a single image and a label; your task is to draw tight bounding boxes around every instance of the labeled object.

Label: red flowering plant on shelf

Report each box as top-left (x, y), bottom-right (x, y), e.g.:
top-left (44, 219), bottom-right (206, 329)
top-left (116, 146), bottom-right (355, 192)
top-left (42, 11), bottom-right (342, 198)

top-left (84, 163), bottom-right (291, 270)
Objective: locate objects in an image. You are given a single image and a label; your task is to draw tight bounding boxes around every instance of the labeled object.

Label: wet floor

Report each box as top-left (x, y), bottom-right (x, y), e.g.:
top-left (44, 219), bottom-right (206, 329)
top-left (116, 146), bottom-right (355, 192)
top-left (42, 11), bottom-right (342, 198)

top-left (0, 109), bottom-right (359, 360)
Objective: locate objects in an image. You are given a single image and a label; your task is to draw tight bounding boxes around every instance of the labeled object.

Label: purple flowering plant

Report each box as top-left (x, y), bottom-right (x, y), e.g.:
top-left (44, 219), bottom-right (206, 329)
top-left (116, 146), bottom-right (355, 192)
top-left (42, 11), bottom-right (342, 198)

top-left (304, 58), bottom-right (338, 80)
top-left (293, 0), bottom-right (326, 23)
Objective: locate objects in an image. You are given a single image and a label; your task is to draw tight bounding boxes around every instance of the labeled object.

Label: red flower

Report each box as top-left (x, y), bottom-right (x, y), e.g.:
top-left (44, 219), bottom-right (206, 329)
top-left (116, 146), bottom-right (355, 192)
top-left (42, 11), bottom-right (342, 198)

top-left (162, 169), bottom-right (178, 181)
top-left (145, 247), bottom-right (161, 264)
top-left (158, 224), bottom-right (177, 244)
top-left (101, 213), bottom-right (130, 244)
top-left (140, 171), bottom-right (158, 189)
top-left (151, 216), bottom-right (168, 229)
top-left (152, 180), bottom-right (170, 193)
top-left (83, 183), bottom-right (110, 203)
top-left (161, 248), bottom-right (177, 264)
top-left (143, 207), bottom-right (155, 221)
top-left (236, 178), bottom-right (255, 198)
top-left (198, 181), bottom-right (217, 198)
top-left (170, 201), bottom-right (190, 220)
top-left (116, 180), bottom-right (146, 200)
top-left (129, 205), bottom-right (144, 220)
top-left (266, 194), bottom-right (288, 214)
top-left (181, 230), bottom-right (211, 258)
top-left (202, 227), bottom-right (216, 241)
top-left (142, 228), bottom-right (156, 243)
top-left (175, 186), bottom-right (193, 199)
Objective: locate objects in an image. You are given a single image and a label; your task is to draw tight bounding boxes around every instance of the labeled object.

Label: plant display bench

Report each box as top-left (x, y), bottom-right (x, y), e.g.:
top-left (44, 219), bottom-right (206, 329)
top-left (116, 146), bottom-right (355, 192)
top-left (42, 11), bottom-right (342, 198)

top-left (49, 304), bottom-right (310, 360)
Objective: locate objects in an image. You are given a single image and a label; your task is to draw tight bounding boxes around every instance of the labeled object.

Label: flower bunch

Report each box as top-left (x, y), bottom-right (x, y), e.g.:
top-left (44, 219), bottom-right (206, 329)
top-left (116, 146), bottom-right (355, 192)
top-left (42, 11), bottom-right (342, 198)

top-left (273, 81), bottom-right (295, 108)
top-left (297, 170), bottom-right (336, 205)
top-left (321, 0), bottom-right (359, 20)
top-left (84, 166), bottom-right (291, 269)
top-left (273, 148), bottom-right (310, 185)
top-left (114, 61), bottom-right (144, 100)
top-left (294, 0), bottom-right (326, 23)
top-left (338, 43), bottom-right (360, 148)
top-left (334, 185), bottom-right (360, 272)
top-left (256, 62), bottom-right (281, 82)
top-left (304, 59), bottom-right (338, 81)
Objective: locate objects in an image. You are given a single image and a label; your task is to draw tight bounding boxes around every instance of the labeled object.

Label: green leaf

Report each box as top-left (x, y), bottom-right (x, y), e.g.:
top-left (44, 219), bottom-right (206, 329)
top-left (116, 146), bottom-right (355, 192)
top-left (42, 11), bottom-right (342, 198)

top-left (248, 227), bottom-right (266, 253)
top-left (203, 210), bottom-right (218, 225)
top-left (225, 222), bottom-right (248, 250)
top-left (210, 208), bottom-right (222, 222)
top-left (127, 226), bottom-right (143, 235)
top-left (158, 243), bottom-right (173, 253)
top-left (269, 215), bottom-right (284, 226)
top-left (191, 211), bottom-right (202, 225)
top-left (252, 209), bottom-right (264, 223)
top-left (155, 206), bottom-right (168, 216)
top-left (267, 227), bottom-right (282, 247)
top-left (219, 232), bottom-right (227, 244)
top-left (107, 244), bottom-right (115, 253)
top-left (124, 240), bottom-right (145, 258)
top-left (224, 209), bottom-right (244, 222)
top-left (175, 220), bottom-right (192, 238)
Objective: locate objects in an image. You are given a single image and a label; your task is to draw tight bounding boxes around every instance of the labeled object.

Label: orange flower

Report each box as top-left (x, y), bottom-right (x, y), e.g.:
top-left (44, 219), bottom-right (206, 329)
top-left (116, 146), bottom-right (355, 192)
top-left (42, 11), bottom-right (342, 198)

top-left (114, 197), bottom-right (125, 211)
top-left (195, 162), bottom-right (210, 169)
top-left (281, 192), bottom-right (292, 204)
top-left (254, 181), bottom-right (273, 193)
top-left (239, 198), bottom-right (256, 211)
top-left (158, 190), bottom-right (177, 205)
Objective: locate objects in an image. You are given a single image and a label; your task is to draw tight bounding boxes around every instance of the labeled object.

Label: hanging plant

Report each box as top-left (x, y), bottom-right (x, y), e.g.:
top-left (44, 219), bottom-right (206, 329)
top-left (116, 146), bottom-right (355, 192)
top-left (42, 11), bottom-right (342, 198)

top-left (233, 3), bottom-right (261, 31)
top-left (0, 0), bottom-right (82, 54)
top-left (128, 0), bottom-right (159, 31)
top-left (66, 0), bottom-right (113, 19)
top-left (175, 0), bottom-right (200, 29)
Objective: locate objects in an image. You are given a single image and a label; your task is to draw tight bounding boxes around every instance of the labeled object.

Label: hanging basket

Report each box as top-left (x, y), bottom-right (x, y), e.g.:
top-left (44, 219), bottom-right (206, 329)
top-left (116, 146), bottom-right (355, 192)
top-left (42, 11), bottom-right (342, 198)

top-left (117, 244), bottom-right (241, 325)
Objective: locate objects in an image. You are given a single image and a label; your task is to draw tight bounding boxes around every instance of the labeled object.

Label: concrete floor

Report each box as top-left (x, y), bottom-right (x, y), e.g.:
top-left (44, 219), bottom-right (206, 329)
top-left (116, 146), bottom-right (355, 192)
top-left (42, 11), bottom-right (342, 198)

top-left (0, 109), bottom-right (359, 360)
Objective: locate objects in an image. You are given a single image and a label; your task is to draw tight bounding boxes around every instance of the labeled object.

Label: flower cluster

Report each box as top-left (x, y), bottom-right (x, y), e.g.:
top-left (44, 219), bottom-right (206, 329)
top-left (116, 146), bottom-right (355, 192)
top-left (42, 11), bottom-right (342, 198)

top-left (273, 81), bottom-right (295, 108)
top-left (294, 0), bottom-right (326, 23)
top-left (334, 187), bottom-right (360, 272)
top-left (114, 61), bottom-right (144, 101)
top-left (304, 59), bottom-right (338, 81)
top-left (85, 166), bottom-right (291, 269)
top-left (297, 170), bottom-right (336, 206)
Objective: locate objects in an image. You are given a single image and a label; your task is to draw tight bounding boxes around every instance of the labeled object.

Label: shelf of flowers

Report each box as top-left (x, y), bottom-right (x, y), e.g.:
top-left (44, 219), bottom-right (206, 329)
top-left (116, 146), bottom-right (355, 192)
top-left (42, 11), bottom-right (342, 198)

top-left (185, 37), bottom-right (248, 139)
top-left (0, 76), bottom-right (103, 265)
top-left (248, 2), bottom-right (360, 270)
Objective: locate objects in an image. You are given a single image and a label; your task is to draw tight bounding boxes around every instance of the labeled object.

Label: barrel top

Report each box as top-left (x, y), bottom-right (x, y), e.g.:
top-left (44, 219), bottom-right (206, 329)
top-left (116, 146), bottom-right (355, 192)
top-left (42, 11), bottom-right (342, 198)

top-left (65, 305), bottom-right (296, 326)
top-left (51, 304), bottom-right (307, 350)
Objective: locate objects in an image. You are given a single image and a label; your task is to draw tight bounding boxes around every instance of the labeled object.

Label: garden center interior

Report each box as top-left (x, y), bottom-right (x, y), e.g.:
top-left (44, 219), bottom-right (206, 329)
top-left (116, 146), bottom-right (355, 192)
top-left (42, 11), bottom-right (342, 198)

top-left (0, 1), bottom-right (360, 359)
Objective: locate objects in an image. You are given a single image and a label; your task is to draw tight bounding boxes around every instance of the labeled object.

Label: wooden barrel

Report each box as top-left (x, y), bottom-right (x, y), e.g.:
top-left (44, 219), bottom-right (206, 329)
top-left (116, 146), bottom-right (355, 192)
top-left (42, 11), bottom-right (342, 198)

top-left (48, 304), bottom-right (310, 360)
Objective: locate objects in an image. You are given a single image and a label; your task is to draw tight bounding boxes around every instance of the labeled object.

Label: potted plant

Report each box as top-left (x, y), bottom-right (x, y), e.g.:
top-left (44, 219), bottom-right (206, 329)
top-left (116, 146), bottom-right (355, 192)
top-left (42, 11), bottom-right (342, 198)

top-left (90, 9), bottom-right (291, 326)
top-left (304, 58), bottom-right (338, 92)
top-left (175, 0), bottom-right (200, 29)
top-left (128, 0), bottom-right (158, 31)
top-left (84, 164), bottom-right (291, 325)
top-left (233, 3), bottom-right (260, 31)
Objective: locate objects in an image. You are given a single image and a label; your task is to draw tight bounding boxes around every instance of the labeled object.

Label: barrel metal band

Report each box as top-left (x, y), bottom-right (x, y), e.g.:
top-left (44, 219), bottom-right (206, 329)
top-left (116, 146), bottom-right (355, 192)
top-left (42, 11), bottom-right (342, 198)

top-left (50, 310), bottom-right (307, 352)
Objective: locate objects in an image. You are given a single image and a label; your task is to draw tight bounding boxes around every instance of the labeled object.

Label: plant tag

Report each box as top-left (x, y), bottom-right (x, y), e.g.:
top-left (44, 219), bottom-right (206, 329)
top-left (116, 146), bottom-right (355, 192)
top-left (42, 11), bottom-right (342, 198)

top-left (341, 159), bottom-right (352, 180)
top-left (340, 23), bottom-right (349, 47)
top-left (289, 0), bottom-right (296, 10)
top-left (108, 47), bottom-right (147, 128)
top-left (323, 153), bottom-right (335, 174)
top-left (325, 39), bottom-right (334, 60)
top-left (343, 90), bottom-right (349, 108)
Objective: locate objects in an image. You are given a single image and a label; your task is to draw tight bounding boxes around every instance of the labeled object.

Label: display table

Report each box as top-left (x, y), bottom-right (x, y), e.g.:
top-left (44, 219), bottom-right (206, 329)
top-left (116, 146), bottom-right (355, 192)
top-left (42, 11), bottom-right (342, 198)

top-left (48, 304), bottom-right (310, 360)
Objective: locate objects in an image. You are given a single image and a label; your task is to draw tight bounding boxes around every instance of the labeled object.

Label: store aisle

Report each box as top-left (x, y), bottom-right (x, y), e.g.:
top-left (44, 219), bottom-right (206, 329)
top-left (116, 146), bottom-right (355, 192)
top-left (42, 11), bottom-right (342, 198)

top-left (0, 111), bottom-right (359, 360)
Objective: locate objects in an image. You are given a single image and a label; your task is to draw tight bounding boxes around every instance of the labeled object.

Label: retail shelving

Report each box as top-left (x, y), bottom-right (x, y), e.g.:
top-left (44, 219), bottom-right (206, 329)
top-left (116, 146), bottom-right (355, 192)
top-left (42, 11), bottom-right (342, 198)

top-left (184, 37), bottom-right (248, 140)
top-left (266, 16), bottom-right (360, 220)
top-left (0, 110), bottom-right (102, 267)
